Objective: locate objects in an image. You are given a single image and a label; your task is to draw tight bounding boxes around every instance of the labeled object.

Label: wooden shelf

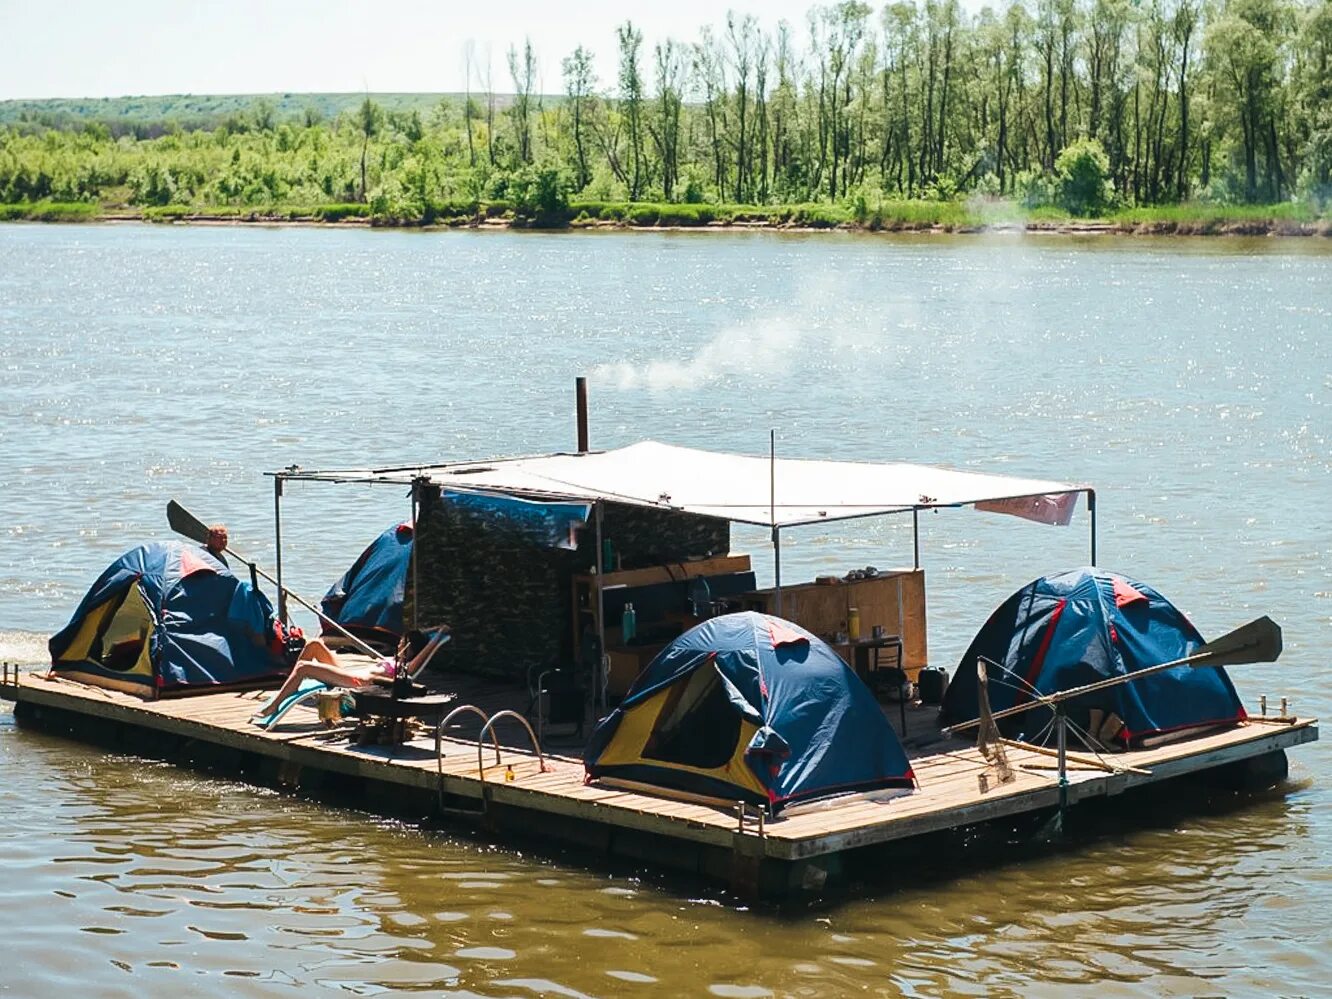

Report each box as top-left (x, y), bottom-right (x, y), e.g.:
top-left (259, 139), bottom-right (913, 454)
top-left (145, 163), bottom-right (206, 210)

top-left (575, 553), bottom-right (752, 590)
top-left (571, 554), bottom-right (754, 682)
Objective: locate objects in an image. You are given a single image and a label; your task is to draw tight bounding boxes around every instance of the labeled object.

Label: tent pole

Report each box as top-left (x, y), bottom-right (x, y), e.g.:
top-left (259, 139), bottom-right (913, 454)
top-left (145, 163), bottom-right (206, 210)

top-left (912, 508), bottom-right (920, 570)
top-left (770, 429), bottom-right (782, 615)
top-left (273, 475), bottom-right (286, 625)
top-left (594, 500), bottom-right (607, 716)
top-left (1087, 489), bottom-right (1097, 566)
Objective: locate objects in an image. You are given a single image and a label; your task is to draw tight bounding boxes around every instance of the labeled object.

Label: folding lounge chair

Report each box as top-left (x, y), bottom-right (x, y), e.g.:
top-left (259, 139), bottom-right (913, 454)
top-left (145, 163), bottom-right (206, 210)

top-left (253, 634), bottom-right (450, 731)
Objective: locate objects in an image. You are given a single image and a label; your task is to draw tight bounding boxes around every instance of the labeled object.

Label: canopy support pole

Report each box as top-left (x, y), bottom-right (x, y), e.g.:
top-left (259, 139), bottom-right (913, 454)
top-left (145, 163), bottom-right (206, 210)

top-left (273, 475), bottom-right (286, 625)
top-left (912, 508), bottom-right (920, 570)
top-left (594, 500), bottom-right (608, 716)
top-left (770, 429), bottom-right (782, 615)
top-left (1087, 489), bottom-right (1097, 566)
top-left (410, 477), bottom-right (422, 631)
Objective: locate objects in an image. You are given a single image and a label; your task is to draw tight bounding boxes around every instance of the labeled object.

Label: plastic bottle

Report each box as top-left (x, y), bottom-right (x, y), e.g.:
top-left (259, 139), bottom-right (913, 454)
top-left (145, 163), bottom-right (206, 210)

top-left (504, 764), bottom-right (515, 782)
top-left (847, 607), bottom-right (861, 642)
top-left (622, 602), bottom-right (637, 643)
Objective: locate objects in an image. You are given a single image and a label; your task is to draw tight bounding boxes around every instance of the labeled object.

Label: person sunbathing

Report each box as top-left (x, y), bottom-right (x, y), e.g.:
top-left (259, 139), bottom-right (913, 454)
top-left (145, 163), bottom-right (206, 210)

top-left (253, 626), bottom-right (450, 725)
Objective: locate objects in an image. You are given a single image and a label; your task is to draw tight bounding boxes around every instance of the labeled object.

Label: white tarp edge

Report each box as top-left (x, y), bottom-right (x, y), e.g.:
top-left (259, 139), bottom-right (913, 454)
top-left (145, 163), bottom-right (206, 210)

top-left (428, 441), bottom-right (1084, 528)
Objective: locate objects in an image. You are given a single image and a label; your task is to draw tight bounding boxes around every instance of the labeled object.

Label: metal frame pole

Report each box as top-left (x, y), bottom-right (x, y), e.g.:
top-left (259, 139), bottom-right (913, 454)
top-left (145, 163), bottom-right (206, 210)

top-left (912, 508), bottom-right (920, 570)
top-left (273, 475), bottom-right (286, 625)
top-left (771, 430), bottom-right (782, 615)
top-left (410, 478), bottom-right (421, 631)
top-left (1055, 704), bottom-right (1069, 817)
top-left (594, 500), bottom-right (607, 715)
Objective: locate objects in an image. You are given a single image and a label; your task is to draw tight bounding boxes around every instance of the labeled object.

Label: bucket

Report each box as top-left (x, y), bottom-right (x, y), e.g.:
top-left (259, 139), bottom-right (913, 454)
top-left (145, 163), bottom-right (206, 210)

top-left (917, 666), bottom-right (949, 705)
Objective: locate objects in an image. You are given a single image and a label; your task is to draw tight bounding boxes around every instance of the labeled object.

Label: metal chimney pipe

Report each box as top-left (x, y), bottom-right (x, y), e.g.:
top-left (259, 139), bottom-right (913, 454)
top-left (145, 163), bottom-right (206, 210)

top-left (575, 376), bottom-right (589, 453)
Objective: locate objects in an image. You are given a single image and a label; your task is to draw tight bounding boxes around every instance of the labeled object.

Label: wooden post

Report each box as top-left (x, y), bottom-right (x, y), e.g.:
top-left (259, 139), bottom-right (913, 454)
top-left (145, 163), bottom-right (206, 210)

top-left (575, 376), bottom-right (589, 453)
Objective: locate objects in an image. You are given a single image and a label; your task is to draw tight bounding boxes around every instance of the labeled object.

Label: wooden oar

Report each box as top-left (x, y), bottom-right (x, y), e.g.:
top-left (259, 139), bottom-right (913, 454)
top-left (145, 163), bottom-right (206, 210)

top-left (945, 615), bottom-right (1282, 736)
top-left (166, 499), bottom-right (383, 659)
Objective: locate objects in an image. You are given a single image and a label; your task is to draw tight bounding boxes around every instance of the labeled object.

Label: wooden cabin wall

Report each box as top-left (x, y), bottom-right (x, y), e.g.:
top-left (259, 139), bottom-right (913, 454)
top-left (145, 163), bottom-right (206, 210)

top-left (411, 487), bottom-right (572, 682)
top-left (411, 490), bottom-right (729, 684)
top-left (744, 570), bottom-right (929, 676)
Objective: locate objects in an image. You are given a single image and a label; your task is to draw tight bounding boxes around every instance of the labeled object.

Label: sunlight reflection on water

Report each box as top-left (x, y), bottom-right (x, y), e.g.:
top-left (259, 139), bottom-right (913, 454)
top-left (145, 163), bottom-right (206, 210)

top-left (0, 224), bottom-right (1328, 996)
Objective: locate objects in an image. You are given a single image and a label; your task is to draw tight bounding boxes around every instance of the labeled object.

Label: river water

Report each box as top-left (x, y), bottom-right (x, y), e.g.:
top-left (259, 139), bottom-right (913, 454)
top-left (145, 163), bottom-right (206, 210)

top-left (0, 223), bottom-right (1327, 996)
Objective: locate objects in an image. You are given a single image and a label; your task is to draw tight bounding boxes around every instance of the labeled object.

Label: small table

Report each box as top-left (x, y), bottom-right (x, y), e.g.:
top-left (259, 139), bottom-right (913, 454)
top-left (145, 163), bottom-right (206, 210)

top-left (850, 635), bottom-right (904, 677)
top-left (351, 690), bottom-right (457, 745)
top-left (848, 636), bottom-right (908, 735)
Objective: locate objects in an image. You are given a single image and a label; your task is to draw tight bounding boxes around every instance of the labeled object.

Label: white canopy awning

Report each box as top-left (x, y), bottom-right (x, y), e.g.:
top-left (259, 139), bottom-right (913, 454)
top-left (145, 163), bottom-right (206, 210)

top-left (412, 441), bottom-right (1085, 528)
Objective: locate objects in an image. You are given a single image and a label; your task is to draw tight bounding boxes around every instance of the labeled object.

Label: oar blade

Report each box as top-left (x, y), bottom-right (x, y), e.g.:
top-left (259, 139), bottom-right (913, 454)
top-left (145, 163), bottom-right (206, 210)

top-left (1189, 615), bottom-right (1282, 668)
top-left (166, 500), bottom-right (210, 544)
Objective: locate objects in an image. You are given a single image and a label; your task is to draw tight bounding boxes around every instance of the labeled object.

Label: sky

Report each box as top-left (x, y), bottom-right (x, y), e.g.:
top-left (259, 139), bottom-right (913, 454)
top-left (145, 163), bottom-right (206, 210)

top-left (0, 0), bottom-right (851, 101)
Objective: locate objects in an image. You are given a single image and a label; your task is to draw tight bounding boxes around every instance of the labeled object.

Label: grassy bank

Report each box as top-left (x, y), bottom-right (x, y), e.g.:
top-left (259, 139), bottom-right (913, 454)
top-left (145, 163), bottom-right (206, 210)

top-left (1105, 202), bottom-right (1329, 235)
top-left (2, 197), bottom-right (1329, 236)
top-left (0, 201), bottom-right (100, 222)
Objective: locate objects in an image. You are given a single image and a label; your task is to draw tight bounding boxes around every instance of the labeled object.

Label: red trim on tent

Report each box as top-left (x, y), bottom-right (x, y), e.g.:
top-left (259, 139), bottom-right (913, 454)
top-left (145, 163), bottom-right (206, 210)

top-left (1017, 599), bottom-right (1067, 705)
top-left (768, 772), bottom-right (916, 805)
top-left (1120, 709), bottom-right (1247, 744)
top-left (767, 618), bottom-right (808, 649)
top-left (1112, 577), bottom-right (1148, 607)
top-left (178, 546), bottom-right (215, 578)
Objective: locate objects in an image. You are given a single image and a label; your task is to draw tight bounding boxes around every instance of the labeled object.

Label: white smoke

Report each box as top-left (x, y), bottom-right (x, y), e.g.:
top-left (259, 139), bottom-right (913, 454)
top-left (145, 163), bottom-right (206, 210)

top-left (592, 316), bottom-right (805, 392)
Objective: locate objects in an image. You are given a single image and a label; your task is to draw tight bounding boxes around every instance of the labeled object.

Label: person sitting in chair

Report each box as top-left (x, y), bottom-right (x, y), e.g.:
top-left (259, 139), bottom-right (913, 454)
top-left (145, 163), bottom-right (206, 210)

top-left (204, 524), bottom-right (229, 565)
top-left (252, 626), bottom-right (449, 726)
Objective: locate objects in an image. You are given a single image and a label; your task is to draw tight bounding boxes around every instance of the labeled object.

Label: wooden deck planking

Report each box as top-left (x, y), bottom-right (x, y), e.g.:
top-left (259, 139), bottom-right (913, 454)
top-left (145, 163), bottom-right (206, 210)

top-left (2, 673), bottom-right (1317, 864)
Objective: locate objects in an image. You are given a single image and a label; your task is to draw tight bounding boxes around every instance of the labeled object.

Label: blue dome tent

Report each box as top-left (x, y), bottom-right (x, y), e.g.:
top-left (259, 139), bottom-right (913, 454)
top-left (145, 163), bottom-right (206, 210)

top-left (584, 612), bottom-right (915, 812)
top-left (321, 522), bottom-right (414, 643)
top-left (49, 541), bottom-right (287, 698)
top-left (940, 567), bottom-right (1246, 747)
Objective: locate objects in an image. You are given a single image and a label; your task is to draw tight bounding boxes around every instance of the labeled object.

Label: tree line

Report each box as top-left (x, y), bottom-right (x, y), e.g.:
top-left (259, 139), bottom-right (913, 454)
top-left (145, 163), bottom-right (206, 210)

top-left (3, 0), bottom-right (1330, 216)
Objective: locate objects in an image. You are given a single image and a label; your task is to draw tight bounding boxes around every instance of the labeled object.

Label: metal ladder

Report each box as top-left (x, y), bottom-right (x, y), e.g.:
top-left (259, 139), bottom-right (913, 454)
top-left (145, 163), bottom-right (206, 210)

top-left (434, 705), bottom-right (549, 814)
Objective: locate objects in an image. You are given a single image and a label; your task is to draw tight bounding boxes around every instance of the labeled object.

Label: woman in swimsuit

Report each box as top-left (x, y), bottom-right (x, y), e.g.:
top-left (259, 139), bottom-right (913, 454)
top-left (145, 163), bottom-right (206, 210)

top-left (253, 626), bottom-right (450, 725)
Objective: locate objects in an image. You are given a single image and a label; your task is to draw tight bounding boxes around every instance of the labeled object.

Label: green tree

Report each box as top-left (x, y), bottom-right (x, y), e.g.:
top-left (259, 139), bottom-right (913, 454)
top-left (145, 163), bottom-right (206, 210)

top-left (1205, 0), bottom-right (1293, 201)
top-left (562, 45), bottom-right (596, 191)
top-left (508, 39), bottom-right (537, 165)
top-left (1056, 137), bottom-right (1114, 214)
top-left (356, 97), bottom-right (383, 202)
top-left (617, 22), bottom-right (647, 200)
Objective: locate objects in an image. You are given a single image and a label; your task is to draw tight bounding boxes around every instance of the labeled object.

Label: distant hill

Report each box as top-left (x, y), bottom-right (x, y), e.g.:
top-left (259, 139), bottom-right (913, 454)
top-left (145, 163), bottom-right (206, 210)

top-left (0, 92), bottom-right (527, 133)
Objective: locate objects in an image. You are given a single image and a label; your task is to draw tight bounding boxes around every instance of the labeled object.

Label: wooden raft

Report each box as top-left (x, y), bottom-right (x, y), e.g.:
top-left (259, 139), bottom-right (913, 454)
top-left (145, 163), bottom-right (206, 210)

top-left (1, 671), bottom-right (1317, 864)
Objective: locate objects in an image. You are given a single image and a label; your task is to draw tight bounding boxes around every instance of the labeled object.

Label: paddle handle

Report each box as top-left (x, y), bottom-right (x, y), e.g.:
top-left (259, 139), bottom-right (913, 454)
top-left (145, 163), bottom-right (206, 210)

top-left (946, 618), bottom-right (1278, 735)
top-left (229, 549), bottom-right (382, 659)
top-left (167, 498), bottom-right (384, 659)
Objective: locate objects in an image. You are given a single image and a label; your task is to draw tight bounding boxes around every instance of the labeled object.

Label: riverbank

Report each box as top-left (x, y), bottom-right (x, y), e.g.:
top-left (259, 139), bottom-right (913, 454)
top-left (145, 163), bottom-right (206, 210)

top-left (4, 198), bottom-right (1331, 237)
